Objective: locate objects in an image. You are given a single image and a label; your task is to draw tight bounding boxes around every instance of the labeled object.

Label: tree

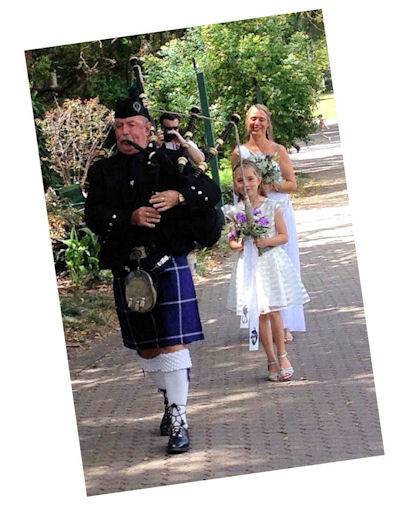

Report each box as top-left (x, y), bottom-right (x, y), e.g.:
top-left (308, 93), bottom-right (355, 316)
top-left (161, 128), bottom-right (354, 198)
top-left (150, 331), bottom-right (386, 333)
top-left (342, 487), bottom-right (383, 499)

top-left (25, 29), bottom-right (187, 114)
top-left (27, 9), bottom-right (331, 176)
top-left (143, 13), bottom-right (327, 149)
top-left (36, 97), bottom-right (114, 188)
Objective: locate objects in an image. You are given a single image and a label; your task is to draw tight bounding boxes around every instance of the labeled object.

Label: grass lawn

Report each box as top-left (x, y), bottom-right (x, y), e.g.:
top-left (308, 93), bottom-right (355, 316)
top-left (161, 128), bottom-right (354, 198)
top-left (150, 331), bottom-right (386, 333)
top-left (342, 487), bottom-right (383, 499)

top-left (316, 93), bottom-right (337, 119)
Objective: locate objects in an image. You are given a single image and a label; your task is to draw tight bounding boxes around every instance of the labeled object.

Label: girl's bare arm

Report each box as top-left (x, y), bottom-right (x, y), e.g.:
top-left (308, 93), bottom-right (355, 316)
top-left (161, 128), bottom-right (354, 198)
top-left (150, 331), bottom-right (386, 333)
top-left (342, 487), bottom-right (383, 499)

top-left (229, 238), bottom-right (244, 251)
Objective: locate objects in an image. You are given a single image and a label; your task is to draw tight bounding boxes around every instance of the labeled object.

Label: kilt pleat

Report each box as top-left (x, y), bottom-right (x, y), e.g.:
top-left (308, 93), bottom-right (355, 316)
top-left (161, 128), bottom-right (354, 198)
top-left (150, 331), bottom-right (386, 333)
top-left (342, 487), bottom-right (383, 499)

top-left (113, 255), bottom-right (204, 350)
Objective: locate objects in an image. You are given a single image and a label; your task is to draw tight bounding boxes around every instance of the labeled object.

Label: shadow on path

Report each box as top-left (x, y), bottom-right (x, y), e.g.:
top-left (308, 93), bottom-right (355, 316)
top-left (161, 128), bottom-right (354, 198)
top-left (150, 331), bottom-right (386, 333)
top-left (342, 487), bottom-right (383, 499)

top-left (69, 130), bottom-right (383, 496)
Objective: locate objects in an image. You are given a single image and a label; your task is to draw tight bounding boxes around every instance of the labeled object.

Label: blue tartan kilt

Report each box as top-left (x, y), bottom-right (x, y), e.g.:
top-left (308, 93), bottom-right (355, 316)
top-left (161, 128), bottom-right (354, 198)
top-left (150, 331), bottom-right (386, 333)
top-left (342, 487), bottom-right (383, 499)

top-left (113, 255), bottom-right (204, 350)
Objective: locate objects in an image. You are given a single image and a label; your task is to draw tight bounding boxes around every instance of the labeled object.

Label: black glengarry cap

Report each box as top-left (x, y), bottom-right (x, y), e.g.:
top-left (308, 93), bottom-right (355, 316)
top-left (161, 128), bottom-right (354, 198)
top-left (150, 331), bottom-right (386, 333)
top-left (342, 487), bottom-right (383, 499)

top-left (114, 86), bottom-right (150, 119)
top-left (114, 98), bottom-right (150, 119)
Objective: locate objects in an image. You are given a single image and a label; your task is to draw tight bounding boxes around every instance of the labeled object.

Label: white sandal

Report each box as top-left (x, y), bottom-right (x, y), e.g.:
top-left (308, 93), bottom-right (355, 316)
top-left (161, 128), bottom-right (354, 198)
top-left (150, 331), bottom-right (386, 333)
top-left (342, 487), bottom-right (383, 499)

top-left (267, 360), bottom-right (280, 382)
top-left (278, 352), bottom-right (294, 381)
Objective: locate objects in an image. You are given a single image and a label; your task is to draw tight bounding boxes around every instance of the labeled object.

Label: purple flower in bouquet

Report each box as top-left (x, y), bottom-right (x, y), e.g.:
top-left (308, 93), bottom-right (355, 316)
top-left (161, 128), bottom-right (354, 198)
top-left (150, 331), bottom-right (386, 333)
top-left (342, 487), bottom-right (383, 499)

top-left (253, 208), bottom-right (262, 216)
top-left (236, 212), bottom-right (247, 223)
top-left (258, 217), bottom-right (270, 226)
top-left (227, 231), bottom-right (236, 240)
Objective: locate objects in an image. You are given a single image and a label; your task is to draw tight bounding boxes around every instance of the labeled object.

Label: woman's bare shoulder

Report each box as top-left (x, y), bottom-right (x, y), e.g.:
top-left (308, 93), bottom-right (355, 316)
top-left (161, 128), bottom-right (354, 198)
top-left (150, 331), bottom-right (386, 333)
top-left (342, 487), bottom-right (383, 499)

top-left (274, 142), bottom-right (287, 154)
top-left (272, 143), bottom-right (290, 161)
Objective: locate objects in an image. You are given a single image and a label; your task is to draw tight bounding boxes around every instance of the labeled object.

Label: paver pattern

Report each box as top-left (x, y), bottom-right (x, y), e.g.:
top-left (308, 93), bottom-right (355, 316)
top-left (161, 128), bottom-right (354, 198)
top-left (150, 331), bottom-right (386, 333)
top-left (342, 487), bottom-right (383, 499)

top-left (69, 123), bottom-right (383, 496)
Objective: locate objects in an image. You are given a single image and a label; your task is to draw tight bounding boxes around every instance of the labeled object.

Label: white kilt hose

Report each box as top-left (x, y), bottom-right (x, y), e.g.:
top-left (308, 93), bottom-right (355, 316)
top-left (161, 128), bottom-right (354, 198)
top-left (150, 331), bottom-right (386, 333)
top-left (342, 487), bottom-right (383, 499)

top-left (141, 349), bottom-right (192, 440)
top-left (137, 348), bottom-right (192, 373)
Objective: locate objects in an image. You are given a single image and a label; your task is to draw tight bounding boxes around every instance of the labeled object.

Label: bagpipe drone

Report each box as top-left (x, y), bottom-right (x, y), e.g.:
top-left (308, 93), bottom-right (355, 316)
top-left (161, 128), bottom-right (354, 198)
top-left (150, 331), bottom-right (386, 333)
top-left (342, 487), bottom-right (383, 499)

top-left (127, 57), bottom-right (244, 247)
top-left (128, 56), bottom-right (240, 180)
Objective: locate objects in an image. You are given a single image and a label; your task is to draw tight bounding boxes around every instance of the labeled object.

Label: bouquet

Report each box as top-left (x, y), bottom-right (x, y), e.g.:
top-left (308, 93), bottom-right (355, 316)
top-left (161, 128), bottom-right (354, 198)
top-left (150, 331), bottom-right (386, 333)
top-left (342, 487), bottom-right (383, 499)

top-left (223, 205), bottom-right (271, 254)
top-left (248, 152), bottom-right (283, 185)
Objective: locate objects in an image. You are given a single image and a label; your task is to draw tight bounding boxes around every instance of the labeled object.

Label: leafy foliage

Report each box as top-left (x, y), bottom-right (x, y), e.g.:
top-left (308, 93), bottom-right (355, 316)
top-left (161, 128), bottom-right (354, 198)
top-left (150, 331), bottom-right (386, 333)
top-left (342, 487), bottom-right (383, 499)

top-left (25, 31), bottom-right (186, 112)
top-left (56, 225), bottom-right (102, 286)
top-left (46, 188), bottom-right (83, 258)
top-left (218, 160), bottom-right (234, 204)
top-left (27, 10), bottom-right (330, 167)
top-left (36, 97), bottom-right (114, 187)
top-left (143, 13), bottom-right (327, 149)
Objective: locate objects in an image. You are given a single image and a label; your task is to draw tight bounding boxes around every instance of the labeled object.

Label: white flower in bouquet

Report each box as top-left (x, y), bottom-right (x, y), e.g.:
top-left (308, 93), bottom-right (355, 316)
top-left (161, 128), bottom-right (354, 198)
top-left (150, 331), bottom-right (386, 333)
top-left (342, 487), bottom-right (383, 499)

top-left (248, 152), bottom-right (283, 185)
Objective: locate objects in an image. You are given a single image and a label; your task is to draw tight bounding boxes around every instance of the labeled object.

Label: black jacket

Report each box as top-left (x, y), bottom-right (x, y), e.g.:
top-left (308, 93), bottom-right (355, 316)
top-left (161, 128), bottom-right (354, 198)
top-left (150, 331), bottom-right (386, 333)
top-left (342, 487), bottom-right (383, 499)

top-left (85, 149), bottom-right (222, 270)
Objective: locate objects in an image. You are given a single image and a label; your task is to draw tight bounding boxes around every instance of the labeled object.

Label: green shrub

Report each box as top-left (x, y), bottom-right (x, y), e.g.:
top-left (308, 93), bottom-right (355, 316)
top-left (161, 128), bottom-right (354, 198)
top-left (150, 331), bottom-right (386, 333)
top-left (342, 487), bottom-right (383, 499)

top-left (46, 188), bottom-right (84, 269)
top-left (219, 159), bottom-right (234, 204)
top-left (56, 226), bottom-right (102, 286)
top-left (36, 97), bottom-right (114, 188)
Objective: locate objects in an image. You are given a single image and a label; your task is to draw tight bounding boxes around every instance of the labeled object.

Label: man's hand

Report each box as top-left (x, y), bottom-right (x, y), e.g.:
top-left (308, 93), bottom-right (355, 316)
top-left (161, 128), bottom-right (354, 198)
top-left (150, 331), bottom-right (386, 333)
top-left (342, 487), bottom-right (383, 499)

top-left (155, 130), bottom-right (164, 147)
top-left (149, 191), bottom-right (180, 211)
top-left (130, 207), bottom-right (161, 228)
top-left (167, 129), bottom-right (185, 144)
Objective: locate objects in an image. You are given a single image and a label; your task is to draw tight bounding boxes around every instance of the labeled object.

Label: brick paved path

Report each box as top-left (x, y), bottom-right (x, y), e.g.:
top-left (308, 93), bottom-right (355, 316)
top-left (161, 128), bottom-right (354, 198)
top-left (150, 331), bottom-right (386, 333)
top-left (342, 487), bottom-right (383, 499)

top-left (69, 124), bottom-right (383, 496)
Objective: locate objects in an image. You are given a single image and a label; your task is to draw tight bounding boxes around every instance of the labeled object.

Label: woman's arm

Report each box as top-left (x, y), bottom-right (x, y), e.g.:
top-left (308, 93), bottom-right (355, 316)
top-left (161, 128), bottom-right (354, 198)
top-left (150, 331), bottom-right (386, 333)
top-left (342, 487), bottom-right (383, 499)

top-left (272, 145), bottom-right (297, 193)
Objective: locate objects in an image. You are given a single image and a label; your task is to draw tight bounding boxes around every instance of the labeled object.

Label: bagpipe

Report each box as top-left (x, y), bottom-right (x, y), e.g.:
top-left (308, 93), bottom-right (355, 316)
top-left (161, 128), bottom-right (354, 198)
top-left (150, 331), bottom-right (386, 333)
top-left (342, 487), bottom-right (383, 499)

top-left (128, 57), bottom-right (240, 247)
top-left (128, 57), bottom-right (240, 181)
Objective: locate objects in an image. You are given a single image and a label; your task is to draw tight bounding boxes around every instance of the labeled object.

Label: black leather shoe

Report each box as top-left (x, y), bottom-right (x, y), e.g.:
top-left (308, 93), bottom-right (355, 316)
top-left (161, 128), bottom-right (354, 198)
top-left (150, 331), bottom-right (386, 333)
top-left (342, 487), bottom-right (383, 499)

top-left (160, 410), bottom-right (171, 436)
top-left (167, 425), bottom-right (190, 454)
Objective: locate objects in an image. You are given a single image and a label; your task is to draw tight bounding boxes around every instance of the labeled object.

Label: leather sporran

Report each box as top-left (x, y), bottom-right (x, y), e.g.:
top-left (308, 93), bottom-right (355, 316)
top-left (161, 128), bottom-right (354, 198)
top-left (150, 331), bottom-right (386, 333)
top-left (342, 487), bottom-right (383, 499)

top-left (125, 268), bottom-right (157, 313)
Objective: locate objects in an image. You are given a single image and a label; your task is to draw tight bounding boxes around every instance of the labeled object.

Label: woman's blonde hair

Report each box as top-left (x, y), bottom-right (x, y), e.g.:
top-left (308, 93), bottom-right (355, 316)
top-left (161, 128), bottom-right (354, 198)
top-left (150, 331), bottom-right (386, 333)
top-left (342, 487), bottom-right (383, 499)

top-left (246, 104), bottom-right (274, 140)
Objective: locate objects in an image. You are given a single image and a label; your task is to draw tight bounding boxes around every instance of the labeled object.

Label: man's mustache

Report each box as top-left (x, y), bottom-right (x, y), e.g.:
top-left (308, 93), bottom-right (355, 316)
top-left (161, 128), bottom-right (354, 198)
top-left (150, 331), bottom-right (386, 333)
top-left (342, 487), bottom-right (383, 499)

top-left (119, 135), bottom-right (147, 153)
top-left (120, 135), bottom-right (134, 143)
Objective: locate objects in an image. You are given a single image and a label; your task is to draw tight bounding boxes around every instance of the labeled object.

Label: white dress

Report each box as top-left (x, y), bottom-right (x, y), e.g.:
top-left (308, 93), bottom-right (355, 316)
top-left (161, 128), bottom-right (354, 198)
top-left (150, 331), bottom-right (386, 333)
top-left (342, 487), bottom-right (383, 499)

top-left (238, 145), bottom-right (306, 331)
top-left (227, 199), bottom-right (310, 315)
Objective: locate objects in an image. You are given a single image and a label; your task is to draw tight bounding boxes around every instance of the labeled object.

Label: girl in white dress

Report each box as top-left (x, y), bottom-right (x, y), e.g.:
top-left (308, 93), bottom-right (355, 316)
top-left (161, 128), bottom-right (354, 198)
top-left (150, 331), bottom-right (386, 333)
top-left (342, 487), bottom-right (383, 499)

top-left (226, 160), bottom-right (310, 381)
top-left (232, 104), bottom-right (305, 341)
